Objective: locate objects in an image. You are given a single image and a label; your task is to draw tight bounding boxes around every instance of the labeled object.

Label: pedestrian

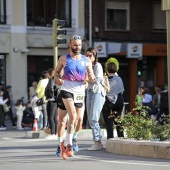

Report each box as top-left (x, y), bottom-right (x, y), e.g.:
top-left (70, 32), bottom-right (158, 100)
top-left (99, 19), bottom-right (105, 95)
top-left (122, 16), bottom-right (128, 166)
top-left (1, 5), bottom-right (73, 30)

top-left (46, 68), bottom-right (59, 139)
top-left (54, 35), bottom-right (95, 159)
top-left (3, 85), bottom-right (16, 127)
top-left (0, 90), bottom-right (8, 130)
top-left (29, 81), bottom-right (37, 102)
top-left (31, 94), bottom-right (43, 130)
top-left (22, 102), bottom-right (34, 128)
top-left (142, 87), bottom-right (156, 118)
top-left (36, 70), bottom-right (49, 130)
top-left (158, 84), bottom-right (169, 120)
top-left (85, 47), bottom-right (106, 150)
top-left (15, 99), bottom-right (26, 130)
top-left (153, 86), bottom-right (161, 110)
top-left (135, 87), bottom-right (144, 116)
top-left (102, 60), bottom-right (125, 139)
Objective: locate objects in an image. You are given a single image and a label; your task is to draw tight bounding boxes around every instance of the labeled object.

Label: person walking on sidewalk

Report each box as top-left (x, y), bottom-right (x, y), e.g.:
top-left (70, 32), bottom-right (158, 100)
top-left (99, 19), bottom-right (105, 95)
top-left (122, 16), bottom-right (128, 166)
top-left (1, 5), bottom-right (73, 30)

top-left (85, 47), bottom-right (106, 151)
top-left (54, 35), bottom-right (95, 159)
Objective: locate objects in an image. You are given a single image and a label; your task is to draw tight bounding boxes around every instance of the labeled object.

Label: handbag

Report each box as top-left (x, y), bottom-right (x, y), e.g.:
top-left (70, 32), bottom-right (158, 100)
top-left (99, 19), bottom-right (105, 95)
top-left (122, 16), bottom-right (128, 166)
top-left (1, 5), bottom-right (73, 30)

top-left (36, 98), bottom-right (44, 106)
top-left (103, 75), bottom-right (110, 93)
top-left (3, 104), bottom-right (9, 112)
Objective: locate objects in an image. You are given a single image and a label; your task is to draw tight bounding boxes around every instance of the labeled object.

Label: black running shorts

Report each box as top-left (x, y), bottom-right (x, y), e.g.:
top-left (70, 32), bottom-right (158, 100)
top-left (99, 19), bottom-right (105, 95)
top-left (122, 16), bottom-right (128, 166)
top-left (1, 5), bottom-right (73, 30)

top-left (60, 90), bottom-right (83, 108)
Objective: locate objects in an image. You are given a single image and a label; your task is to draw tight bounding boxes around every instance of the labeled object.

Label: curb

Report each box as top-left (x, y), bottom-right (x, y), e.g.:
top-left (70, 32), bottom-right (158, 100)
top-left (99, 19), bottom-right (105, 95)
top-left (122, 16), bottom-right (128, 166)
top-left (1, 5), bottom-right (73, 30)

top-left (25, 129), bottom-right (108, 139)
top-left (106, 138), bottom-right (170, 160)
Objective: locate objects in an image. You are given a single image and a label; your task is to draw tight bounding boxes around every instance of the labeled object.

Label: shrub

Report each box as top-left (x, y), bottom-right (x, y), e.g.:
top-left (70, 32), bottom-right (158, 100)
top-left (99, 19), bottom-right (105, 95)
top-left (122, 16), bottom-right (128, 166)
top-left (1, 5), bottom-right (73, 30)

top-left (151, 115), bottom-right (170, 141)
top-left (111, 106), bottom-right (170, 141)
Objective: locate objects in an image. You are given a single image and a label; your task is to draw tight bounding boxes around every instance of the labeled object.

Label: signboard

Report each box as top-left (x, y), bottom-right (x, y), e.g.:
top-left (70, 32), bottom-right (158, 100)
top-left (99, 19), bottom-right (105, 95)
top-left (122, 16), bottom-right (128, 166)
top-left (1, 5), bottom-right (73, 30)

top-left (127, 43), bottom-right (143, 58)
top-left (94, 42), bottom-right (107, 58)
top-left (108, 43), bottom-right (121, 54)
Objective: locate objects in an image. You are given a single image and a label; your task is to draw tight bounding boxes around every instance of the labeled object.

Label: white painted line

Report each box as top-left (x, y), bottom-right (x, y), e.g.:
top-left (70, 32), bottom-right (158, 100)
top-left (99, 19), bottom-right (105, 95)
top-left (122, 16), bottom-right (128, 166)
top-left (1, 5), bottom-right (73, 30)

top-left (74, 155), bottom-right (170, 167)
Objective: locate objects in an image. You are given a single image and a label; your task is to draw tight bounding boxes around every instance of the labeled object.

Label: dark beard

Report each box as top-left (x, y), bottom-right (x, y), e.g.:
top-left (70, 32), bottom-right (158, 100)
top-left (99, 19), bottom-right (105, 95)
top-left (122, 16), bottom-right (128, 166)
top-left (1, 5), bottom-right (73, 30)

top-left (71, 48), bottom-right (80, 55)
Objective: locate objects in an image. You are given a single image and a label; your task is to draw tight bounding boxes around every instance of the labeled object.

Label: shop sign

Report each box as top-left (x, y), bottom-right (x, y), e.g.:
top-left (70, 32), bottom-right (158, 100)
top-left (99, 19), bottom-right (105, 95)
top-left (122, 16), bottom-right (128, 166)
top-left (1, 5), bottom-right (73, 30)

top-left (127, 43), bottom-right (143, 58)
top-left (94, 42), bottom-right (107, 58)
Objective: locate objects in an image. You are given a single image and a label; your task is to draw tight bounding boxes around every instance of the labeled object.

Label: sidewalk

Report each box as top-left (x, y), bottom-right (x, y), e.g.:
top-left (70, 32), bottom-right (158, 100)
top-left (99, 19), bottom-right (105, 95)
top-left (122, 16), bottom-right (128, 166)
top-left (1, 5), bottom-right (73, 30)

top-left (25, 128), bottom-right (110, 139)
top-left (4, 119), bottom-right (118, 140)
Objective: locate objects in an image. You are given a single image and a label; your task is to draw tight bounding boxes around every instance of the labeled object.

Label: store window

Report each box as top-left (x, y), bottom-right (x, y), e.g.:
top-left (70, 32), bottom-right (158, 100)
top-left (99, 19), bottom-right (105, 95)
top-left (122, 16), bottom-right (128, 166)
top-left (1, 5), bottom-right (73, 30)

top-left (0, 0), bottom-right (6, 24)
top-left (153, 1), bottom-right (166, 32)
top-left (27, 0), bottom-right (71, 27)
top-left (0, 54), bottom-right (6, 84)
top-left (106, 0), bottom-right (130, 30)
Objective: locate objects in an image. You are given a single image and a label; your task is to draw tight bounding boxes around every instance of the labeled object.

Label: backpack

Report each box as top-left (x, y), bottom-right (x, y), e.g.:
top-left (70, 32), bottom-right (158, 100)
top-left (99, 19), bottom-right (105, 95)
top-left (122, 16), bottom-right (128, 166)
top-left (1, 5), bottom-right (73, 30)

top-left (45, 79), bottom-right (53, 100)
top-left (45, 79), bottom-right (59, 100)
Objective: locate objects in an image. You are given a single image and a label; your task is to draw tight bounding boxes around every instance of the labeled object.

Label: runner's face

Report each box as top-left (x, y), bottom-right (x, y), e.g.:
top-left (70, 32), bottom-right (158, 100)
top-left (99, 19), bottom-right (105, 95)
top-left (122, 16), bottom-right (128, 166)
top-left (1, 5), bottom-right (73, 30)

top-left (70, 39), bottom-right (82, 55)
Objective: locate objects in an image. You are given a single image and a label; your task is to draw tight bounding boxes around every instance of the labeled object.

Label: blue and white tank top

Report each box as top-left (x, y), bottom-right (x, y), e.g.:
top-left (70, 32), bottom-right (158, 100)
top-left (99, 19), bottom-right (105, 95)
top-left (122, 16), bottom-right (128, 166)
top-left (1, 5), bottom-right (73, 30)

top-left (63, 54), bottom-right (86, 81)
top-left (61, 54), bottom-right (86, 94)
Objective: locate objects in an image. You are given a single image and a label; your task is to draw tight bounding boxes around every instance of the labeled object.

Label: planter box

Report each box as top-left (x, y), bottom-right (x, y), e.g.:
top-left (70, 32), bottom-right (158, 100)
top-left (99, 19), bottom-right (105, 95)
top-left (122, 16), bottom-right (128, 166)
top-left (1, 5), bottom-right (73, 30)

top-left (106, 138), bottom-right (170, 159)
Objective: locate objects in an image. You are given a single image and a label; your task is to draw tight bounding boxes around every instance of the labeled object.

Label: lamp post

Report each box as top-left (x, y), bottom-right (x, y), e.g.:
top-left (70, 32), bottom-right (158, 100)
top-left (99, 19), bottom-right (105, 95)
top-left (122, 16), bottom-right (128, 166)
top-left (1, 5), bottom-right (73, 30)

top-left (162, 0), bottom-right (170, 111)
top-left (89, 0), bottom-right (92, 47)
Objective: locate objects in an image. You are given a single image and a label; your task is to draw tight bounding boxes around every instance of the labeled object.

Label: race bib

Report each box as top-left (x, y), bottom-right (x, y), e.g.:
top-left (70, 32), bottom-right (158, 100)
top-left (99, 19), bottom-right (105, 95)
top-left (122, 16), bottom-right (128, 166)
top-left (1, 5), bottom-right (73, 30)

top-left (73, 93), bottom-right (85, 103)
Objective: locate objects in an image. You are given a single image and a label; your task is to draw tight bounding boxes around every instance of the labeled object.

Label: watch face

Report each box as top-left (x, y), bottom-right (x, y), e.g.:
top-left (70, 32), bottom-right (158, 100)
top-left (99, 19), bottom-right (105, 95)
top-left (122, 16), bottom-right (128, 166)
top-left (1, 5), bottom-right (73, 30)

top-left (13, 47), bottom-right (19, 52)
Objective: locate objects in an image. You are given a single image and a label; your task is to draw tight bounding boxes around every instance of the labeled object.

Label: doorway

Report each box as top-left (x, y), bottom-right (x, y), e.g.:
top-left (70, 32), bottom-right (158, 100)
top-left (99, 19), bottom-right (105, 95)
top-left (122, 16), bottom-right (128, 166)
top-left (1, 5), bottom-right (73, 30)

top-left (27, 55), bottom-right (53, 88)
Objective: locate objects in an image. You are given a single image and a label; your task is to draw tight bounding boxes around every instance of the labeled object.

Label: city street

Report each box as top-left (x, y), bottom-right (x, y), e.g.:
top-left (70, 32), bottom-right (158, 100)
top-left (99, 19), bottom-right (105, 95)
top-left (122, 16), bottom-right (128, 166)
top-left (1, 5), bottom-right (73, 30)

top-left (0, 129), bottom-right (170, 170)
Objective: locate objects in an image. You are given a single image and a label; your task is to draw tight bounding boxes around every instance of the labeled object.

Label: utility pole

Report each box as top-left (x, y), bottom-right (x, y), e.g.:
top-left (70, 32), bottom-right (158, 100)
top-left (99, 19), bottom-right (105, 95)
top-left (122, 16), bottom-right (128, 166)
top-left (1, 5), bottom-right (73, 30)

top-left (89, 0), bottom-right (92, 47)
top-left (162, 0), bottom-right (170, 112)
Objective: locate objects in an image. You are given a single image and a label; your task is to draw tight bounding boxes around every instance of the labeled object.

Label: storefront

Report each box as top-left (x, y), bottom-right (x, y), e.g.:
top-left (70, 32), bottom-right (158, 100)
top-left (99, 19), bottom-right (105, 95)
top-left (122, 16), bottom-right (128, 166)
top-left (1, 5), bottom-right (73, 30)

top-left (94, 42), bottom-right (167, 111)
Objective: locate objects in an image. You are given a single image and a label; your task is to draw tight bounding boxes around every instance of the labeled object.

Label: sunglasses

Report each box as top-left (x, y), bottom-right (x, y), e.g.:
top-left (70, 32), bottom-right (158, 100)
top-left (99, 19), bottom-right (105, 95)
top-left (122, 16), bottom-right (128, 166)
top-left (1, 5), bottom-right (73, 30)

top-left (70, 35), bottom-right (82, 40)
top-left (86, 54), bottom-right (93, 57)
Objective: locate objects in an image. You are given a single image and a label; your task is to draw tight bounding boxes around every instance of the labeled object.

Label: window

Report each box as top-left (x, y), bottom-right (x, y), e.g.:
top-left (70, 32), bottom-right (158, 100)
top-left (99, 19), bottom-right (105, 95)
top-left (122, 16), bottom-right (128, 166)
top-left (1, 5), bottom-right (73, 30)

top-left (106, 0), bottom-right (130, 31)
top-left (0, 0), bottom-right (6, 24)
top-left (27, 0), bottom-right (71, 27)
top-left (153, 2), bottom-right (166, 31)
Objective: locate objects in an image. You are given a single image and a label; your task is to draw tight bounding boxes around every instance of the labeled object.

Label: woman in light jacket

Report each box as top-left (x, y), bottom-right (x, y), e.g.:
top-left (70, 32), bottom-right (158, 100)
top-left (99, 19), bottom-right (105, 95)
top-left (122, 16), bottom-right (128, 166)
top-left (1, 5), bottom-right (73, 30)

top-left (36, 70), bottom-right (49, 129)
top-left (86, 47), bottom-right (106, 151)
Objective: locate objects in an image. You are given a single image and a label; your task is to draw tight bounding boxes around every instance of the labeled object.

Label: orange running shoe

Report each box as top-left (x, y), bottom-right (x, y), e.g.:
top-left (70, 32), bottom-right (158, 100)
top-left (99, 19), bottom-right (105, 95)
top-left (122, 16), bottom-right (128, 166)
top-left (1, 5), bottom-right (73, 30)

top-left (60, 141), bottom-right (67, 160)
top-left (65, 144), bottom-right (74, 157)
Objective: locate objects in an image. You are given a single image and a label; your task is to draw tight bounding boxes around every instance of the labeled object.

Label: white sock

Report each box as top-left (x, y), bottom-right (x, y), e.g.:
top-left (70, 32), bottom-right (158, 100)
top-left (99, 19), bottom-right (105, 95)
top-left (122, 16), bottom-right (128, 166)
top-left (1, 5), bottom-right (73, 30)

top-left (64, 133), bottom-right (73, 146)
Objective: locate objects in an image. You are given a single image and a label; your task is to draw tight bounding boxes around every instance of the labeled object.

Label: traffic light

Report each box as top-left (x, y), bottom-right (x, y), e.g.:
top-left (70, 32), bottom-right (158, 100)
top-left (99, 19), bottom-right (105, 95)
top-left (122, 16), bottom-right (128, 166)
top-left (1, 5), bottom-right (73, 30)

top-left (53, 18), bottom-right (67, 47)
top-left (137, 60), bottom-right (147, 77)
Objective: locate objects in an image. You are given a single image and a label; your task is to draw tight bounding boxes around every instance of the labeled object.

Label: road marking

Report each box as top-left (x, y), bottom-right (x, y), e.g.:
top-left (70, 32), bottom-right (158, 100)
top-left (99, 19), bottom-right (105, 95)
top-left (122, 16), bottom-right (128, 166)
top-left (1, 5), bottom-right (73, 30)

top-left (74, 155), bottom-right (170, 167)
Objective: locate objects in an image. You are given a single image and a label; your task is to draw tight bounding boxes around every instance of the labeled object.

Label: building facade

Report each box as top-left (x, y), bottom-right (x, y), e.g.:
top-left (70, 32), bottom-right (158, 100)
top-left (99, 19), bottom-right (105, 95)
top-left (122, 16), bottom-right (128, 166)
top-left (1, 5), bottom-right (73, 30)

top-left (0, 0), bottom-right (86, 102)
top-left (85, 0), bottom-right (167, 110)
top-left (0, 0), bottom-right (168, 111)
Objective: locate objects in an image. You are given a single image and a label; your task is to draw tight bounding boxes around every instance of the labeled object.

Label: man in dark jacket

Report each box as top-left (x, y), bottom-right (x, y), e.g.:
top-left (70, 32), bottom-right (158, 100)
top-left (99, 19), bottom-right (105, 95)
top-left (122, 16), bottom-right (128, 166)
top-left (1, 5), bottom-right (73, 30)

top-left (160, 85), bottom-right (169, 116)
top-left (3, 85), bottom-right (16, 127)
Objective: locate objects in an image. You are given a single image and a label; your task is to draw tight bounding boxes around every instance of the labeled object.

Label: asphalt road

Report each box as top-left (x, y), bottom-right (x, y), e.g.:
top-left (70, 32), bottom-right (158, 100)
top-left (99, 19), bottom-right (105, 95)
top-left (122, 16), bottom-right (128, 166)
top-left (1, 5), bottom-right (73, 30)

top-left (0, 130), bottom-right (170, 170)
